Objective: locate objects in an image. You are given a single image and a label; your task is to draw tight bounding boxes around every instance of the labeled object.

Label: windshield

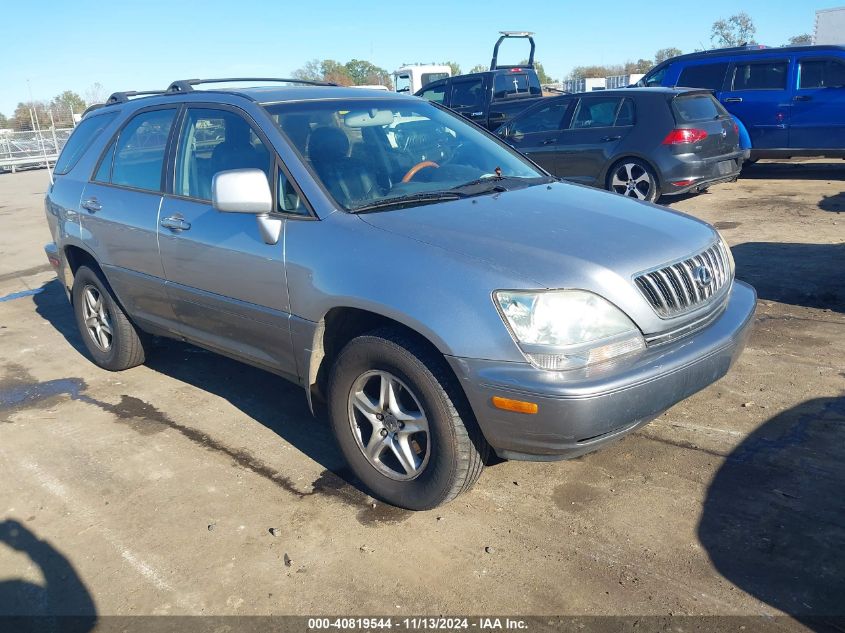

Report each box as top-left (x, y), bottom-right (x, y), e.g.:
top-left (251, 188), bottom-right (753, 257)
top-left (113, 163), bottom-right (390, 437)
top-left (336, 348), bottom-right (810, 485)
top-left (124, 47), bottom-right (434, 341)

top-left (262, 98), bottom-right (546, 212)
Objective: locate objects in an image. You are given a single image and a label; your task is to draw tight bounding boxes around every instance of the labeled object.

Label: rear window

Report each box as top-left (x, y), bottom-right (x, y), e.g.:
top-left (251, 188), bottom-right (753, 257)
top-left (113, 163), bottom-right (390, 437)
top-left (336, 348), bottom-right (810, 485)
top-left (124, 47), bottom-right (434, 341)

top-left (493, 72), bottom-right (542, 99)
top-left (672, 94), bottom-right (728, 122)
top-left (53, 112), bottom-right (117, 176)
top-left (731, 62), bottom-right (788, 90)
top-left (677, 63), bottom-right (729, 90)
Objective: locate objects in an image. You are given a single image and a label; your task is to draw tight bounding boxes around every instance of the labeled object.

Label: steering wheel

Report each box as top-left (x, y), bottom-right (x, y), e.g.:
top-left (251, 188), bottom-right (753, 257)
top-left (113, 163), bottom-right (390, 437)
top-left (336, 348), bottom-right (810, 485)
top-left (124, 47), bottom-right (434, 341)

top-left (402, 161), bottom-right (440, 183)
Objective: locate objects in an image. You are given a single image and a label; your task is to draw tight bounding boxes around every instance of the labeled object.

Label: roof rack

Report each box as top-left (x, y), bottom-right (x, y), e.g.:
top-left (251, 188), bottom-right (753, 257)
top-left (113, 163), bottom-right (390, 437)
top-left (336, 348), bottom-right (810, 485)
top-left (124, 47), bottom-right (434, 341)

top-left (166, 77), bottom-right (337, 93)
top-left (491, 31), bottom-right (536, 70)
top-left (105, 90), bottom-right (170, 105)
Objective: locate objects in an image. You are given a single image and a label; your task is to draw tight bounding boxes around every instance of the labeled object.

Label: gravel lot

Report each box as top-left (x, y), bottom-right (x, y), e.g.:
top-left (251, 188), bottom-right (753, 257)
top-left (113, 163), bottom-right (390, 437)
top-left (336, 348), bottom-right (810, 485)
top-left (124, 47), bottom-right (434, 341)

top-left (0, 163), bottom-right (843, 625)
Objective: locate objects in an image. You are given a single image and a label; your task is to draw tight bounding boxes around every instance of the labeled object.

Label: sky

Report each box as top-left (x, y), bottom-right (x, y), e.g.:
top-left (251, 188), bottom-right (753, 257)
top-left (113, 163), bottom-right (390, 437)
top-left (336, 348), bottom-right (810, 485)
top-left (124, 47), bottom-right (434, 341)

top-left (1, 0), bottom-right (842, 116)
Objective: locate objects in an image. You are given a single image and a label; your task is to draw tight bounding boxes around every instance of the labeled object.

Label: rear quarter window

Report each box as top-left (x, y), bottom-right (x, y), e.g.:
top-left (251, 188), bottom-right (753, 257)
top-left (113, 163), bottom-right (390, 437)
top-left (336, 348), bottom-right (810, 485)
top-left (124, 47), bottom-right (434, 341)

top-left (53, 112), bottom-right (117, 176)
top-left (672, 94), bottom-right (728, 122)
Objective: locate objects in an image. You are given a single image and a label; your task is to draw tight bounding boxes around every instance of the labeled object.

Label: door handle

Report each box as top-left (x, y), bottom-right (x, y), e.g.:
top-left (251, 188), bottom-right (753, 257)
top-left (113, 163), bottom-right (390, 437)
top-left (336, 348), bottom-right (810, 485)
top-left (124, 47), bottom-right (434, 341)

top-left (600, 135), bottom-right (622, 142)
top-left (160, 216), bottom-right (191, 231)
top-left (541, 138), bottom-right (559, 145)
top-left (723, 97), bottom-right (743, 103)
top-left (794, 95), bottom-right (812, 102)
top-left (81, 197), bottom-right (102, 213)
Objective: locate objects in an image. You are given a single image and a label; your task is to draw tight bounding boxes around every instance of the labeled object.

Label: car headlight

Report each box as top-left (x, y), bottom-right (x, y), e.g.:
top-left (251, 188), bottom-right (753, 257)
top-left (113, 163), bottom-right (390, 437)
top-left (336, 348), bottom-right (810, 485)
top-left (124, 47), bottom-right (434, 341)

top-left (494, 289), bottom-right (645, 371)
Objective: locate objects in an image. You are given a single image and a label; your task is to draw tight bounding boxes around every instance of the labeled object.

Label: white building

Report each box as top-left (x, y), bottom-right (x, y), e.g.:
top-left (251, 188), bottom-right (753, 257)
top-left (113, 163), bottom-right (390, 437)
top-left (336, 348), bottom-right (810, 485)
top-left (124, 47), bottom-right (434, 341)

top-left (814, 6), bottom-right (845, 45)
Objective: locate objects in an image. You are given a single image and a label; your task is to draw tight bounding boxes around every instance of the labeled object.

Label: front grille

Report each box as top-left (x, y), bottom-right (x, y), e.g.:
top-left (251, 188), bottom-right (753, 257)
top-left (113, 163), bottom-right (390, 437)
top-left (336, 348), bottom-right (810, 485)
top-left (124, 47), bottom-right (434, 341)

top-left (635, 241), bottom-right (732, 318)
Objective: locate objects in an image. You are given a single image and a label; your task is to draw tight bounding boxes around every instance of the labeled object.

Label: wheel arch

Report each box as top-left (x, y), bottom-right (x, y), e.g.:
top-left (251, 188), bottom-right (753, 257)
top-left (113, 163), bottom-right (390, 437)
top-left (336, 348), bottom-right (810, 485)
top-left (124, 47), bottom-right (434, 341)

top-left (305, 306), bottom-right (462, 413)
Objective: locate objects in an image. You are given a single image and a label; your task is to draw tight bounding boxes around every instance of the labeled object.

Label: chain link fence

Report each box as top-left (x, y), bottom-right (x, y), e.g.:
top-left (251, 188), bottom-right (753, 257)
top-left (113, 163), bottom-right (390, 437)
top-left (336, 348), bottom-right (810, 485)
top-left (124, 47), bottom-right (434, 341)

top-left (0, 105), bottom-right (77, 172)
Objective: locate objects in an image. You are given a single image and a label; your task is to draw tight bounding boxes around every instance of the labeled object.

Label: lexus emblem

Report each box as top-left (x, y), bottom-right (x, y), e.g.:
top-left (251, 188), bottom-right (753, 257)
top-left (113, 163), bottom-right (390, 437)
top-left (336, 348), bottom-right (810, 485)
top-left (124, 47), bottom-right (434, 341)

top-left (694, 265), bottom-right (713, 287)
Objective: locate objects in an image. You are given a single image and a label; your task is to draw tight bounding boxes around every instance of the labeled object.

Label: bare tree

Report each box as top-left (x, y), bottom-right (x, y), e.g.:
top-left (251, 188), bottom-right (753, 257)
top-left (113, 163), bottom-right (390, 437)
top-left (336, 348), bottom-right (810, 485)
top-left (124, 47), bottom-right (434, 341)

top-left (711, 12), bottom-right (756, 47)
top-left (84, 82), bottom-right (107, 106)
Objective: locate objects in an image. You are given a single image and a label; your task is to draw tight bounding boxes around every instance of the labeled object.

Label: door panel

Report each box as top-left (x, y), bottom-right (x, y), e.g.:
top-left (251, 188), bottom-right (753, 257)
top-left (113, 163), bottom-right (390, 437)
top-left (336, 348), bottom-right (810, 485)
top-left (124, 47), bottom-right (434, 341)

top-left (719, 60), bottom-right (791, 149)
top-left (790, 57), bottom-right (845, 149)
top-left (80, 107), bottom-right (179, 331)
top-left (158, 198), bottom-right (294, 375)
top-left (555, 97), bottom-right (629, 185)
top-left (503, 98), bottom-right (573, 174)
top-left (158, 106), bottom-right (296, 377)
top-left (449, 77), bottom-right (488, 124)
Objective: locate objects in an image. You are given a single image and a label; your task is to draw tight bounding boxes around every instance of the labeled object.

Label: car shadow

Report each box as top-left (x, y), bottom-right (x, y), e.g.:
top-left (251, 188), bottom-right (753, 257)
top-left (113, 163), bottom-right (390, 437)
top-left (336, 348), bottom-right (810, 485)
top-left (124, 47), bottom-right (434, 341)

top-left (818, 192), bottom-right (845, 213)
top-left (698, 397), bottom-right (845, 629)
top-left (0, 519), bottom-right (97, 629)
top-left (731, 242), bottom-right (845, 312)
top-left (31, 280), bottom-right (350, 484)
top-left (740, 161), bottom-right (845, 181)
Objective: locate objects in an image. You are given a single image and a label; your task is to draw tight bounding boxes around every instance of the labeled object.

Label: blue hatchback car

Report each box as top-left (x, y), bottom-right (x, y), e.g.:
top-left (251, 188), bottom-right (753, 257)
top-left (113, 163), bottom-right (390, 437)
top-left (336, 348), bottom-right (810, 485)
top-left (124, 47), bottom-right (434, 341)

top-left (639, 45), bottom-right (845, 159)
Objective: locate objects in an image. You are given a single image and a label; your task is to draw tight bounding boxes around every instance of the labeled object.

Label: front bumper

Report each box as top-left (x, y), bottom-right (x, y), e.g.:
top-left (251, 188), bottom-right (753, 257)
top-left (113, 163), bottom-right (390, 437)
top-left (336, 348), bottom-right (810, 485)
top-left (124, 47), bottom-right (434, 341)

top-left (660, 150), bottom-right (745, 196)
top-left (448, 281), bottom-right (756, 460)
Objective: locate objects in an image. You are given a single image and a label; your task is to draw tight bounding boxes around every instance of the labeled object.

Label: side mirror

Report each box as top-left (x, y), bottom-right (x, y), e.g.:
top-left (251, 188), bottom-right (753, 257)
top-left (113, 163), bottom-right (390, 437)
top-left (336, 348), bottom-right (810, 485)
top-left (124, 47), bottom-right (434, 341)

top-left (212, 169), bottom-right (281, 245)
top-left (212, 169), bottom-right (272, 214)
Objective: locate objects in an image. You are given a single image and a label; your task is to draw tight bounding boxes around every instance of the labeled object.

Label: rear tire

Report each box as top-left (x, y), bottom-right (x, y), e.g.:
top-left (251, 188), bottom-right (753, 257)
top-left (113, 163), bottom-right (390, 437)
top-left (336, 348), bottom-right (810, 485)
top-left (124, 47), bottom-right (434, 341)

top-left (71, 265), bottom-right (148, 371)
top-left (327, 327), bottom-right (488, 510)
top-left (606, 158), bottom-right (660, 202)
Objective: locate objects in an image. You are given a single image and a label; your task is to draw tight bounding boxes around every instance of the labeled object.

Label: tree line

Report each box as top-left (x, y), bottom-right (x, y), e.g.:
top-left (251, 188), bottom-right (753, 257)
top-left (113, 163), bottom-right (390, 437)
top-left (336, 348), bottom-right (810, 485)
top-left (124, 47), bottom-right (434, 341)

top-left (1, 83), bottom-right (106, 131)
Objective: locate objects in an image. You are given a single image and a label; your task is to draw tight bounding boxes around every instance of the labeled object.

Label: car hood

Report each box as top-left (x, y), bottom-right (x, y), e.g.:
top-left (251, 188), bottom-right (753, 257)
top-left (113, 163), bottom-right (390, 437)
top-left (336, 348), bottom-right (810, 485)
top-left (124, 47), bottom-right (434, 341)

top-left (357, 181), bottom-right (721, 333)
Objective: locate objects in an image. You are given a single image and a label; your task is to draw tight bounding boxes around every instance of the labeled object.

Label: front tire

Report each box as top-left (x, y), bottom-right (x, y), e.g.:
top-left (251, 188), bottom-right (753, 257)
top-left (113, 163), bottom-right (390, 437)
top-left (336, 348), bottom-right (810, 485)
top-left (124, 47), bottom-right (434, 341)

top-left (607, 158), bottom-right (660, 202)
top-left (71, 265), bottom-right (148, 371)
top-left (327, 328), bottom-right (488, 510)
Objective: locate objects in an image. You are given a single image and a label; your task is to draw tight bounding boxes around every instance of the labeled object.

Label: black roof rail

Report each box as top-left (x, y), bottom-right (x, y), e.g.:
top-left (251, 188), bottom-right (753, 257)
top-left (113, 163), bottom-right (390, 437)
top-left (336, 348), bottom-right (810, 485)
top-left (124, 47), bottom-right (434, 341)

top-left (491, 31), bottom-right (536, 71)
top-left (105, 90), bottom-right (169, 105)
top-left (166, 77), bottom-right (338, 93)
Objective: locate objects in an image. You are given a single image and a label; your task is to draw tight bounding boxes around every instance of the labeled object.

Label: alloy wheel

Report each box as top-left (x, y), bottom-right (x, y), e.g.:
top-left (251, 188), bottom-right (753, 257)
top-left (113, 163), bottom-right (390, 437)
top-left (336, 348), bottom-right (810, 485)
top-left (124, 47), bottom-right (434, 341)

top-left (611, 162), bottom-right (653, 200)
top-left (81, 284), bottom-right (113, 351)
top-left (347, 370), bottom-right (430, 481)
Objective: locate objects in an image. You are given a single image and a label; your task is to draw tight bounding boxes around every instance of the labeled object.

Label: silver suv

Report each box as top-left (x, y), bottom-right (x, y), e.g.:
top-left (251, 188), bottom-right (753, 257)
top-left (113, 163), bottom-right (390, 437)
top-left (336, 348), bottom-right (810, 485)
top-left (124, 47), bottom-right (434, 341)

top-left (43, 78), bottom-right (756, 509)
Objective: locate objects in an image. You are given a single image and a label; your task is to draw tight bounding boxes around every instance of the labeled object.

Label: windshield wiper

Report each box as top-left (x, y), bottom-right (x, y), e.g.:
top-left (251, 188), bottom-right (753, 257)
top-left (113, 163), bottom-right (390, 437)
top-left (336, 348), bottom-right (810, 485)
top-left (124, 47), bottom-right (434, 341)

top-left (450, 175), bottom-right (547, 194)
top-left (350, 191), bottom-right (466, 213)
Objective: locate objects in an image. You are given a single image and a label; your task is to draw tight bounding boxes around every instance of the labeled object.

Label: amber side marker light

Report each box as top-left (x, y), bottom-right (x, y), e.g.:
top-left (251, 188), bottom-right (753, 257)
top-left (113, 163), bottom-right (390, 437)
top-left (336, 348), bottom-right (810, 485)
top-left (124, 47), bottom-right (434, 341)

top-left (492, 396), bottom-right (539, 414)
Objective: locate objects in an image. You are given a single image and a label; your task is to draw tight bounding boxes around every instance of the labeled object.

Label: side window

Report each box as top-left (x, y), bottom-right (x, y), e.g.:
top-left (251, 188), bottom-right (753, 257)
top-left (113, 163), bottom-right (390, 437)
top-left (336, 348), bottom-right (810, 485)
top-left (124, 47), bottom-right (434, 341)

top-left (420, 72), bottom-right (448, 87)
top-left (174, 108), bottom-right (271, 201)
top-left (93, 140), bottom-right (116, 182)
top-left (732, 62), bottom-right (788, 90)
top-left (570, 98), bottom-right (622, 129)
top-left (642, 66), bottom-right (668, 87)
top-left (54, 112), bottom-right (117, 175)
top-left (111, 109), bottom-right (176, 191)
top-left (419, 82), bottom-right (446, 104)
top-left (799, 58), bottom-right (845, 89)
top-left (450, 79), bottom-right (484, 109)
top-left (510, 99), bottom-right (571, 134)
top-left (677, 63), bottom-right (729, 90)
top-left (614, 98), bottom-right (636, 126)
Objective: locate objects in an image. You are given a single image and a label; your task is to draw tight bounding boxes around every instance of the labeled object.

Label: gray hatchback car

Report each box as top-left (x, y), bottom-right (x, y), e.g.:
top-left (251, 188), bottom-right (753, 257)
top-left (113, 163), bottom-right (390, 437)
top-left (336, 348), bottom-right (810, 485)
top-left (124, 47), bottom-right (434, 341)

top-left (43, 78), bottom-right (756, 510)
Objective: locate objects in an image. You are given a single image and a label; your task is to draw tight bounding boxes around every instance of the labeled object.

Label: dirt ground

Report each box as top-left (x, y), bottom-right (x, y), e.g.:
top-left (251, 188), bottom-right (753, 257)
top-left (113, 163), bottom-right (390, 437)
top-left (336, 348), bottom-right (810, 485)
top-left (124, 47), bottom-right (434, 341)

top-left (0, 163), bottom-right (843, 625)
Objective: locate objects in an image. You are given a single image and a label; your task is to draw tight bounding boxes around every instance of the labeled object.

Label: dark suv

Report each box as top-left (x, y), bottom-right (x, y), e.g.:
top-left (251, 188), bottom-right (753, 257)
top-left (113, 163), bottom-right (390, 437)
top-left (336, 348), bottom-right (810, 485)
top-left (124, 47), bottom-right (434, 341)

top-left (496, 88), bottom-right (743, 201)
